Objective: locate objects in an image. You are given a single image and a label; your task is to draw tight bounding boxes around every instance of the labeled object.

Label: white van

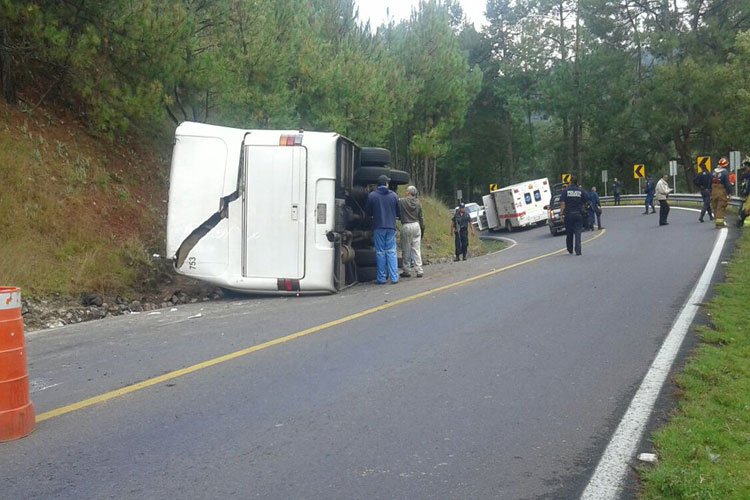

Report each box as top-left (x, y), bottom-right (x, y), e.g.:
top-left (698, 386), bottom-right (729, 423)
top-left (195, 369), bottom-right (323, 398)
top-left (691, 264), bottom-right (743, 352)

top-left (166, 122), bottom-right (409, 294)
top-left (482, 178), bottom-right (551, 232)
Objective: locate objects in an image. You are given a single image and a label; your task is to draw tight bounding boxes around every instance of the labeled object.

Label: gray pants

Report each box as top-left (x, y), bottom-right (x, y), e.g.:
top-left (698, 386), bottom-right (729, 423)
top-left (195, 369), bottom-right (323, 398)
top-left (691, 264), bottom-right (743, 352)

top-left (400, 222), bottom-right (423, 275)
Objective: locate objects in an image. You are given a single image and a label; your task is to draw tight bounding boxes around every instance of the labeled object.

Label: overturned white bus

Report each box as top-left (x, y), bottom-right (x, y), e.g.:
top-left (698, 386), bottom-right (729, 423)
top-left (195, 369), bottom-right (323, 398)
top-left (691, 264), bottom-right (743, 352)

top-left (166, 122), bottom-right (409, 294)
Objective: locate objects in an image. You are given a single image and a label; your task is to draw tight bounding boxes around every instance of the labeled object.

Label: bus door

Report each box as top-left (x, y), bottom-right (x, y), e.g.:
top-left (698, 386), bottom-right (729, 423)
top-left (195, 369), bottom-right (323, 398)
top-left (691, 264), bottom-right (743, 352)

top-left (243, 145), bottom-right (307, 279)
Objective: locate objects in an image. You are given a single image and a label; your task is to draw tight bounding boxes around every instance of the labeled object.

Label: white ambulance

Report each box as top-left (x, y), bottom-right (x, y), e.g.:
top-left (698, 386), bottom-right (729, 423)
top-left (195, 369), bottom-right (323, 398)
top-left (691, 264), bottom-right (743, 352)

top-left (482, 178), bottom-right (552, 232)
top-left (166, 122), bottom-right (409, 294)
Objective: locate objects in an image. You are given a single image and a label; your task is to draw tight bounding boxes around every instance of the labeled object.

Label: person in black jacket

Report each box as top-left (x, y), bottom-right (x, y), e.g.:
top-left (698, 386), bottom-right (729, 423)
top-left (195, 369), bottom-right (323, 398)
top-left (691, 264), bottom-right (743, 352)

top-left (451, 203), bottom-right (475, 261)
top-left (612, 178), bottom-right (622, 205)
top-left (693, 170), bottom-right (714, 223)
top-left (560, 177), bottom-right (589, 255)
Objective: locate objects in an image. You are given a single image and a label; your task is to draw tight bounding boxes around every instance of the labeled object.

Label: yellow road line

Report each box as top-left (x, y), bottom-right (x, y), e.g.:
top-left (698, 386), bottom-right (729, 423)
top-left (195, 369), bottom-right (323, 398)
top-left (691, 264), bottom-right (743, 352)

top-left (36, 230), bottom-right (606, 423)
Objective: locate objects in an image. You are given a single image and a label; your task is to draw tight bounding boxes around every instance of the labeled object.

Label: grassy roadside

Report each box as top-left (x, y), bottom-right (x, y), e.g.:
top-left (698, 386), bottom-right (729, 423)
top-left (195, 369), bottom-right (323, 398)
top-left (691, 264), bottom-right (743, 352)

top-left (639, 229), bottom-right (750, 499)
top-left (418, 195), bottom-right (505, 261)
top-left (0, 101), bottom-right (169, 299)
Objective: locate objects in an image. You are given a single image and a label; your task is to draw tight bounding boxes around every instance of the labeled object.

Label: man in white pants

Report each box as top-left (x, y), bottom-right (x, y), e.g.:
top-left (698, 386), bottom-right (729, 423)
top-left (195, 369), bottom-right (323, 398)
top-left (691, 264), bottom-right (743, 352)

top-left (398, 185), bottom-right (425, 278)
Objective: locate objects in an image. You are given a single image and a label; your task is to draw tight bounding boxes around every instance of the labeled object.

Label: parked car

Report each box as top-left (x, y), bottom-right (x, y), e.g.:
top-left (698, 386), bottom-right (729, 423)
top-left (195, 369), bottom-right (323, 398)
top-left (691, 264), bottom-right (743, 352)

top-left (453, 202), bottom-right (485, 230)
top-left (548, 183), bottom-right (588, 236)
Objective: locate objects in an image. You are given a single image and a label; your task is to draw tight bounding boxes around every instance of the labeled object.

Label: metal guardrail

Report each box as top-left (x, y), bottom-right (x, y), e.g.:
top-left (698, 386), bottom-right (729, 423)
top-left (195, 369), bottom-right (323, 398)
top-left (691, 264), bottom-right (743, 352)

top-left (600, 193), bottom-right (744, 208)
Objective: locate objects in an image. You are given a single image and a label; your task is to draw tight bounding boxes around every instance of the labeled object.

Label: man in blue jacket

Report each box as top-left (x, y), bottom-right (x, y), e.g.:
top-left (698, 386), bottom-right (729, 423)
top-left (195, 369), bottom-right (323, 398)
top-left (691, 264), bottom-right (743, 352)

top-left (693, 169), bottom-right (714, 223)
top-left (365, 175), bottom-right (401, 284)
top-left (587, 186), bottom-right (603, 230)
top-left (644, 176), bottom-right (656, 214)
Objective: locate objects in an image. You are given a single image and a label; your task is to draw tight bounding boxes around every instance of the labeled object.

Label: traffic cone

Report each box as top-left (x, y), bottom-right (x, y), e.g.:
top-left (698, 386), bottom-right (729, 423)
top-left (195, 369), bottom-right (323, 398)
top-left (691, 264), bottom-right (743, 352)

top-left (0, 287), bottom-right (35, 442)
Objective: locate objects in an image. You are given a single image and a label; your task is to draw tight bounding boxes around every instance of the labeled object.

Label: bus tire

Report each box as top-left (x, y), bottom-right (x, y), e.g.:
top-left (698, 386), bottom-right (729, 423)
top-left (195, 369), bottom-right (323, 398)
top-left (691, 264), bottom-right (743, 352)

top-left (360, 147), bottom-right (391, 166)
top-left (357, 266), bottom-right (378, 282)
top-left (388, 169), bottom-right (410, 186)
top-left (355, 248), bottom-right (403, 267)
top-left (354, 166), bottom-right (389, 186)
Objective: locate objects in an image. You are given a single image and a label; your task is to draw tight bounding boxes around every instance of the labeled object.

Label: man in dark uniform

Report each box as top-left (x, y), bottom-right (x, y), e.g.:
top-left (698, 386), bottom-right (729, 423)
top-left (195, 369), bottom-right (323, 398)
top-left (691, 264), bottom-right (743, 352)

top-left (587, 186), bottom-right (603, 230)
top-left (693, 168), bottom-right (714, 223)
top-left (644, 176), bottom-right (656, 214)
top-left (560, 176), bottom-right (589, 256)
top-left (612, 178), bottom-right (622, 205)
top-left (450, 203), bottom-right (475, 261)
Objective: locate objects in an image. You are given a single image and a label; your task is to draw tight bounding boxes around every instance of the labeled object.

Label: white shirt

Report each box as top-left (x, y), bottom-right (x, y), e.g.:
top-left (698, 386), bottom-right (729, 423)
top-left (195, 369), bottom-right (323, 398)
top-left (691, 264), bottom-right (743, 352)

top-left (655, 178), bottom-right (671, 200)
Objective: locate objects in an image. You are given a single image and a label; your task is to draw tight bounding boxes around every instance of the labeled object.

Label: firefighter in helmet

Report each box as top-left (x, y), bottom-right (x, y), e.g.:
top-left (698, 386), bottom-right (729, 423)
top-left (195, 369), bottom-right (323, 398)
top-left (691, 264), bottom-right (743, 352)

top-left (710, 157), bottom-right (732, 228)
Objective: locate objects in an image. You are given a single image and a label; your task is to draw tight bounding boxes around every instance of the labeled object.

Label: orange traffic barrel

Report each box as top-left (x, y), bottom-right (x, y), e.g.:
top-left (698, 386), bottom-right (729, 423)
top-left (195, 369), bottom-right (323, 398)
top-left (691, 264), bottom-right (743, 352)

top-left (0, 287), bottom-right (35, 441)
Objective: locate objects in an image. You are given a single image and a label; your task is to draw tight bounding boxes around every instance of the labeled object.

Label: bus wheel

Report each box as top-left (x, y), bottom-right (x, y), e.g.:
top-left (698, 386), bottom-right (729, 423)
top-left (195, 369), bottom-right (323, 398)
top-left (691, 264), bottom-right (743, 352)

top-left (355, 248), bottom-right (403, 267)
top-left (357, 266), bottom-right (378, 282)
top-left (360, 147), bottom-right (391, 167)
top-left (354, 166), bottom-right (389, 186)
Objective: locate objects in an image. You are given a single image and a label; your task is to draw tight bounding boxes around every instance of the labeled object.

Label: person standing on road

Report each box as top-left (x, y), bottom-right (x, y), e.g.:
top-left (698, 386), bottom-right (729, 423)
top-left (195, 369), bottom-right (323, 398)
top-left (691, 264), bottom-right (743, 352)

top-left (655, 174), bottom-right (672, 226)
top-left (711, 157), bottom-right (733, 228)
top-left (644, 175), bottom-right (656, 214)
top-left (398, 185), bottom-right (425, 278)
top-left (560, 176), bottom-right (589, 255)
top-left (612, 178), bottom-right (622, 205)
top-left (365, 174), bottom-right (400, 284)
top-left (737, 159), bottom-right (750, 228)
top-left (451, 203), bottom-right (475, 261)
top-left (587, 186), bottom-right (603, 230)
top-left (693, 168), bottom-right (714, 223)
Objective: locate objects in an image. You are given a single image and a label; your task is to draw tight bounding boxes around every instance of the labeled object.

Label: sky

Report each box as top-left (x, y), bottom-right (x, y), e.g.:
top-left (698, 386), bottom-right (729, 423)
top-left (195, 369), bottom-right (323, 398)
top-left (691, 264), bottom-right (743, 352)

top-left (355, 0), bottom-right (488, 28)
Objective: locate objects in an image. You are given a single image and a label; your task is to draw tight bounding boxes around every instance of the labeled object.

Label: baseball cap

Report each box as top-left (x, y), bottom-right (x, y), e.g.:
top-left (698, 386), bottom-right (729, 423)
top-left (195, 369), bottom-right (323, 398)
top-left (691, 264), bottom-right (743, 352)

top-left (377, 174), bottom-right (389, 186)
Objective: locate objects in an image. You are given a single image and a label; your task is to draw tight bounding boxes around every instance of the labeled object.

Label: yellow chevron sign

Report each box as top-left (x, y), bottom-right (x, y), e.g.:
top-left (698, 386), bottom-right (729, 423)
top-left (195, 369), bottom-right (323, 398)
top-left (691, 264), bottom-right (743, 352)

top-left (697, 156), bottom-right (711, 173)
top-left (489, 183), bottom-right (498, 192)
top-left (633, 164), bottom-right (645, 179)
top-left (561, 174), bottom-right (571, 184)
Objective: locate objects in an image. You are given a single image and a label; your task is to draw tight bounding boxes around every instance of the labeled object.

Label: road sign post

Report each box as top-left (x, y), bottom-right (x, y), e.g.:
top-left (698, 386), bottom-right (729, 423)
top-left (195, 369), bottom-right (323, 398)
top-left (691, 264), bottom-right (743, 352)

top-left (669, 160), bottom-right (677, 194)
top-left (602, 170), bottom-right (608, 197)
top-left (634, 164), bottom-right (645, 194)
top-left (457, 190), bottom-right (462, 203)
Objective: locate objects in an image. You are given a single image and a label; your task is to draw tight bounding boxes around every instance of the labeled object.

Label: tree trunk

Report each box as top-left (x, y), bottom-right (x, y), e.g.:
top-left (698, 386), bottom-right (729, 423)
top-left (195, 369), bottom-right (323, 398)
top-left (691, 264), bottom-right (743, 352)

top-left (430, 157), bottom-right (437, 195)
top-left (504, 113), bottom-right (514, 183)
top-left (673, 128), bottom-right (694, 192)
top-left (0, 26), bottom-right (16, 105)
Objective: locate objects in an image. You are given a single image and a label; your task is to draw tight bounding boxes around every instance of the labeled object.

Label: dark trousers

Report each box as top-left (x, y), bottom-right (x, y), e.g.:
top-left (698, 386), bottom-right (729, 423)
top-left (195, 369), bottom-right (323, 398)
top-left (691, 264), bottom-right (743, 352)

top-left (565, 213), bottom-right (583, 255)
top-left (700, 189), bottom-right (713, 220)
top-left (645, 194), bottom-right (655, 213)
top-left (588, 208), bottom-right (602, 229)
top-left (659, 199), bottom-right (670, 225)
top-left (614, 193), bottom-right (620, 205)
top-left (454, 231), bottom-right (468, 259)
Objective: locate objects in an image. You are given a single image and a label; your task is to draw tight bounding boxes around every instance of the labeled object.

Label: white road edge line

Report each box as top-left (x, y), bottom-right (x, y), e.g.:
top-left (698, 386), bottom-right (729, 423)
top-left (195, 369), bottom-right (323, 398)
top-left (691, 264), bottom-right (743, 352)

top-left (580, 227), bottom-right (728, 500)
top-left (605, 205), bottom-right (701, 213)
top-left (479, 234), bottom-right (518, 252)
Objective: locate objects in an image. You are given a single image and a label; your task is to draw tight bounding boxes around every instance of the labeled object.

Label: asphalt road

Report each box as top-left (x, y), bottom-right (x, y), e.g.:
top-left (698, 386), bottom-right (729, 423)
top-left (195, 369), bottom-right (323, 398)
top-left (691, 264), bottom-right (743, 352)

top-left (1, 207), bottom-right (732, 500)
